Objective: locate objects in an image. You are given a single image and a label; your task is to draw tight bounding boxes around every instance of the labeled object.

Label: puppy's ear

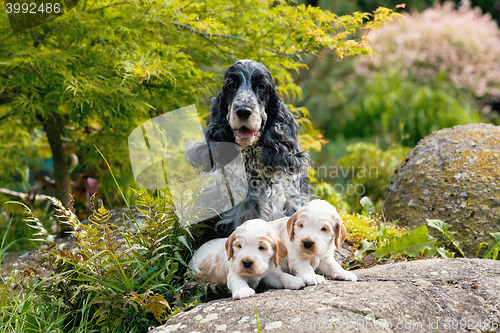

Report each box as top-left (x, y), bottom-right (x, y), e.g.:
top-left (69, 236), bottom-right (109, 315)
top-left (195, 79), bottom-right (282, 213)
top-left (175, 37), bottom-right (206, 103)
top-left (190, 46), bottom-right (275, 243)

top-left (334, 218), bottom-right (347, 250)
top-left (225, 233), bottom-right (236, 261)
top-left (273, 237), bottom-right (288, 267)
top-left (286, 212), bottom-right (298, 241)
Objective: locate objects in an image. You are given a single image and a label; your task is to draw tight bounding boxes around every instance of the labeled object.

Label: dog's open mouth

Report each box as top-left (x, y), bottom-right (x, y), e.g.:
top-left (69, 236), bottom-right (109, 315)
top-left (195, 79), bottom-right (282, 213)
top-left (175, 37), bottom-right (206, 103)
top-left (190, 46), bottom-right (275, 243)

top-left (235, 126), bottom-right (256, 139)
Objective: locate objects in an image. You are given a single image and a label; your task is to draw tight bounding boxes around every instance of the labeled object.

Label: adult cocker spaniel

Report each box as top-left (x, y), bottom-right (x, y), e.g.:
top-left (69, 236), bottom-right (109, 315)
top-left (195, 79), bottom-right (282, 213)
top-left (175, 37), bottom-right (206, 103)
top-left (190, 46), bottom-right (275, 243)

top-left (186, 59), bottom-right (310, 236)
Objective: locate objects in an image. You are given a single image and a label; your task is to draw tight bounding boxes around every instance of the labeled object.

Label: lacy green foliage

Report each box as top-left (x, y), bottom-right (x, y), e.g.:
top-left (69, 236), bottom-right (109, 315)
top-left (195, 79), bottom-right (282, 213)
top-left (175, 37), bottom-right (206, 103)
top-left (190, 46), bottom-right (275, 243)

top-left (294, 106), bottom-right (329, 153)
top-left (0, 0), bottom-right (403, 209)
top-left (0, 193), bottom-right (198, 332)
top-left (336, 142), bottom-right (410, 213)
top-left (374, 225), bottom-right (437, 259)
top-left (426, 219), bottom-right (466, 257)
top-left (314, 0), bottom-right (436, 16)
top-left (341, 72), bottom-right (484, 147)
top-left (477, 233), bottom-right (500, 260)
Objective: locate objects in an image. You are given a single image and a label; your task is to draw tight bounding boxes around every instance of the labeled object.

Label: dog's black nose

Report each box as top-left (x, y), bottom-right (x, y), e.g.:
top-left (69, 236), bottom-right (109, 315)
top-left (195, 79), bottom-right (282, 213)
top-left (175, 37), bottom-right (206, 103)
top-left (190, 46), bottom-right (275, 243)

top-left (236, 107), bottom-right (252, 120)
top-left (303, 240), bottom-right (314, 249)
top-left (242, 260), bottom-right (253, 268)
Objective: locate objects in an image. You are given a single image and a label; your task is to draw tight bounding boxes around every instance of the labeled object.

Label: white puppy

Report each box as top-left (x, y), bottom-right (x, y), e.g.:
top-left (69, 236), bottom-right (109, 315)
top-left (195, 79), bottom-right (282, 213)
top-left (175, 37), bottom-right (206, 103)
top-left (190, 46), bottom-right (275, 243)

top-left (189, 219), bottom-right (305, 299)
top-left (270, 199), bottom-right (357, 285)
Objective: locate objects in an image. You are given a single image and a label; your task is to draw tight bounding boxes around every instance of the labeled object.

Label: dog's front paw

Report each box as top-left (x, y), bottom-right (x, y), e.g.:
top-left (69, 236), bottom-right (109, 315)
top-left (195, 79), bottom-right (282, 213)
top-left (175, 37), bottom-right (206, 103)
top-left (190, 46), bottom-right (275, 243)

top-left (336, 271), bottom-right (358, 282)
top-left (284, 276), bottom-right (306, 290)
top-left (301, 273), bottom-right (326, 286)
top-left (330, 271), bottom-right (358, 282)
top-left (232, 287), bottom-right (255, 300)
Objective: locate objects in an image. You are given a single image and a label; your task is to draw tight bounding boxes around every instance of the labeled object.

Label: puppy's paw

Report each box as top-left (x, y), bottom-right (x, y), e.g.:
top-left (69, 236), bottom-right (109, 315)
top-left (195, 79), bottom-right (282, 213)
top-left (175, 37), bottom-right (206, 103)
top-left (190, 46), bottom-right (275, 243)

top-left (232, 287), bottom-right (255, 300)
top-left (330, 271), bottom-right (358, 282)
top-left (301, 273), bottom-right (326, 286)
top-left (344, 271), bottom-right (358, 282)
top-left (284, 276), bottom-right (306, 290)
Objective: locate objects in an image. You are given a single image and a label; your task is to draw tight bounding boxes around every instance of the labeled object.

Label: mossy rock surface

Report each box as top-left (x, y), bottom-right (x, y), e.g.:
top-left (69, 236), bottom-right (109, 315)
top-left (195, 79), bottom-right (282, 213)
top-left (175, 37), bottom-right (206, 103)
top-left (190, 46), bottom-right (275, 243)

top-left (384, 123), bottom-right (500, 257)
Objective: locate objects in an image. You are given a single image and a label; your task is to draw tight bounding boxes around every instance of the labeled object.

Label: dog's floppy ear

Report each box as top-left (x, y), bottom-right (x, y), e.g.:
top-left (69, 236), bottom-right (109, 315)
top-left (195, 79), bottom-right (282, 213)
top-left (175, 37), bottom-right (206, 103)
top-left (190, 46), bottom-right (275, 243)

top-left (205, 92), bottom-right (234, 143)
top-left (273, 237), bottom-right (288, 267)
top-left (286, 212), bottom-right (298, 241)
top-left (260, 90), bottom-right (309, 171)
top-left (225, 232), bottom-right (236, 261)
top-left (334, 218), bottom-right (347, 250)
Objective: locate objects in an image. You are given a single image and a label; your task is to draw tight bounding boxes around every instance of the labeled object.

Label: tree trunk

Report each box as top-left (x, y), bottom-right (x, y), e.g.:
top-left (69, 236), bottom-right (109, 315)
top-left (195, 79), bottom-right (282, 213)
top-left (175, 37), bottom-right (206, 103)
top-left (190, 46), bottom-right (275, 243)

top-left (41, 113), bottom-right (71, 208)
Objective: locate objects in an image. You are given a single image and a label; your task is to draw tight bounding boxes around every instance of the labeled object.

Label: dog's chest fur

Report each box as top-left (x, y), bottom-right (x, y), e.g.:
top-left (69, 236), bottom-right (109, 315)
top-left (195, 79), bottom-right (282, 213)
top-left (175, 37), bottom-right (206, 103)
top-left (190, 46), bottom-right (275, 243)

top-left (241, 145), bottom-right (303, 217)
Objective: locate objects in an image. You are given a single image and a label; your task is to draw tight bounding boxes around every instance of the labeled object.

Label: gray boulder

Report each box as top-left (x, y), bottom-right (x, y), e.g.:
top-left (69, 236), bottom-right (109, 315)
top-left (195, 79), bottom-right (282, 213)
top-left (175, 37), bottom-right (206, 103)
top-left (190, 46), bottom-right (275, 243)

top-left (383, 123), bottom-right (500, 256)
top-left (152, 258), bottom-right (500, 333)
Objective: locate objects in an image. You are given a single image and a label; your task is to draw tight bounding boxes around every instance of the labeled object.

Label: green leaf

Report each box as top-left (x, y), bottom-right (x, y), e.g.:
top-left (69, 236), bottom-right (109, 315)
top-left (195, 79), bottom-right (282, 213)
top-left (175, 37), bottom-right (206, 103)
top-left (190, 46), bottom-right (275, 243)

top-left (163, 262), bottom-right (179, 284)
top-left (426, 219), bottom-right (465, 257)
top-left (492, 247), bottom-right (499, 261)
top-left (375, 225), bottom-right (437, 259)
top-left (360, 196), bottom-right (375, 216)
top-left (376, 224), bottom-right (388, 245)
top-left (90, 306), bottom-right (108, 323)
top-left (482, 232), bottom-right (500, 260)
top-left (144, 292), bottom-right (170, 322)
top-left (354, 239), bottom-right (376, 260)
top-left (422, 246), bottom-right (436, 258)
top-left (436, 247), bottom-right (455, 258)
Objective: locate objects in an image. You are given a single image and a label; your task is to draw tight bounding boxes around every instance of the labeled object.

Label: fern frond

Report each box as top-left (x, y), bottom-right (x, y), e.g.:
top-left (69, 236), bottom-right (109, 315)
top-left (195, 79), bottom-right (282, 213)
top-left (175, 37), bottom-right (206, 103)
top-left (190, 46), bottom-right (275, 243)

top-left (6, 201), bottom-right (52, 244)
top-left (89, 202), bottom-right (112, 226)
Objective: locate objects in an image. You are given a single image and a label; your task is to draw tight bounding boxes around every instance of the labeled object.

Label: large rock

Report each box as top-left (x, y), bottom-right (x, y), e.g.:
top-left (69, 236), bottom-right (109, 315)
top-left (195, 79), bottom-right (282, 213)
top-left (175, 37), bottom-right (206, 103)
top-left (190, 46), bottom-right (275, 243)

top-left (152, 259), bottom-right (500, 333)
top-left (384, 124), bottom-right (500, 256)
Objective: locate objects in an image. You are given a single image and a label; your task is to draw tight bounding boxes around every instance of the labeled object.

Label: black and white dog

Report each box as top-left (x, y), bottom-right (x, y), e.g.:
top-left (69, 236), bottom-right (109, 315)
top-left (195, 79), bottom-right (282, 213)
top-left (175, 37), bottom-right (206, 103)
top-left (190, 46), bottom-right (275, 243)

top-left (186, 59), bottom-right (310, 236)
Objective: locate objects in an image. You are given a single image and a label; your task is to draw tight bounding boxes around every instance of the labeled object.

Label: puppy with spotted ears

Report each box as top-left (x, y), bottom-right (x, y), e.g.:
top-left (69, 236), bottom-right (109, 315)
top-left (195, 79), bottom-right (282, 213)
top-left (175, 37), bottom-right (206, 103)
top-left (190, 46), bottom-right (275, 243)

top-left (270, 199), bottom-right (357, 285)
top-left (188, 219), bottom-right (305, 299)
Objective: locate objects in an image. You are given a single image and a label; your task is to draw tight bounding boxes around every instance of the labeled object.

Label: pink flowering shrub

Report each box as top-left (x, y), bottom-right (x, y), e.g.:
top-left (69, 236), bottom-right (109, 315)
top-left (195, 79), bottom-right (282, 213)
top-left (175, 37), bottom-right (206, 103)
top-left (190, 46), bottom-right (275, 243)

top-left (361, 1), bottom-right (500, 102)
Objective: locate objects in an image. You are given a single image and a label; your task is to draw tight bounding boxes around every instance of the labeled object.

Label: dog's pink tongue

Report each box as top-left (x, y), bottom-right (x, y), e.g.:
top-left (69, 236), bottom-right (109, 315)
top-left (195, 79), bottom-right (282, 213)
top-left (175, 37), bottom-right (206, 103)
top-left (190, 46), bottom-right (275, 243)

top-left (236, 128), bottom-right (255, 139)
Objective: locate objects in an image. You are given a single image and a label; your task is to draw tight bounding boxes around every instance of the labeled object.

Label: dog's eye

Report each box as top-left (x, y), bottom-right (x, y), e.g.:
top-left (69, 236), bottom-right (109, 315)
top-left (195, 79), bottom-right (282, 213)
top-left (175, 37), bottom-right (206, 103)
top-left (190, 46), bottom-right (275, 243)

top-left (236, 244), bottom-right (242, 248)
top-left (257, 83), bottom-right (266, 91)
top-left (321, 227), bottom-right (328, 232)
top-left (226, 82), bottom-right (236, 90)
top-left (258, 246), bottom-right (265, 250)
top-left (298, 224), bottom-right (303, 228)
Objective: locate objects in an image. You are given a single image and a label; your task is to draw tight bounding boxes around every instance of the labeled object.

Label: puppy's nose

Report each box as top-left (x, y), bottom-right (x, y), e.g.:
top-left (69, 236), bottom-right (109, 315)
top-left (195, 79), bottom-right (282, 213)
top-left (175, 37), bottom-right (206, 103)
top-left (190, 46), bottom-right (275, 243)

top-left (242, 260), bottom-right (253, 268)
top-left (236, 107), bottom-right (252, 120)
top-left (303, 240), bottom-right (314, 249)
